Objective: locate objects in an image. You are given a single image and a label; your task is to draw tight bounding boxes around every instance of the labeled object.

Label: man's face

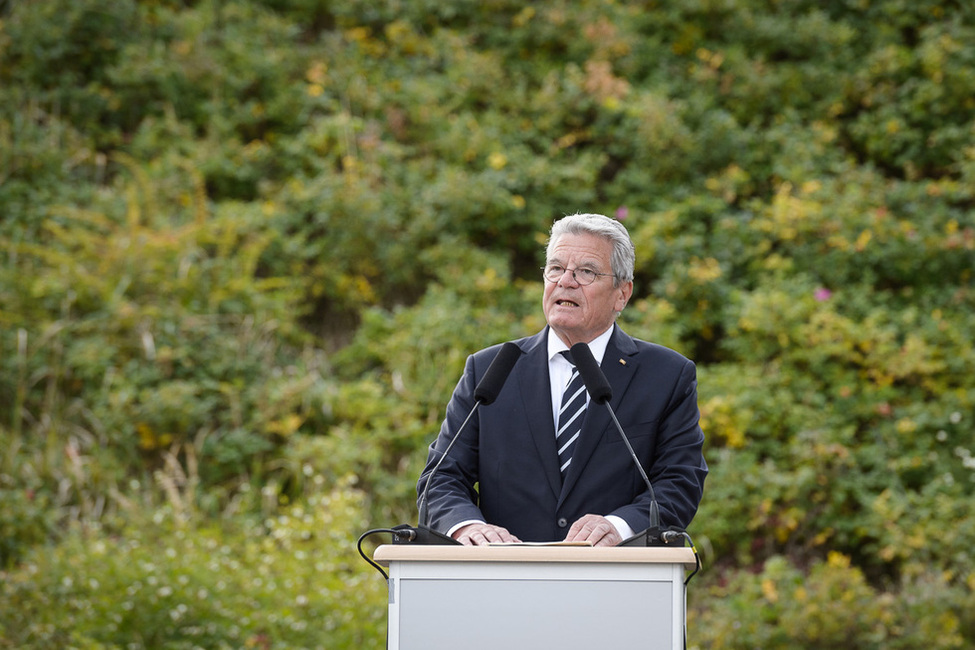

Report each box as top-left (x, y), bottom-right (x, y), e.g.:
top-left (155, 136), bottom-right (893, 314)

top-left (542, 232), bottom-right (633, 347)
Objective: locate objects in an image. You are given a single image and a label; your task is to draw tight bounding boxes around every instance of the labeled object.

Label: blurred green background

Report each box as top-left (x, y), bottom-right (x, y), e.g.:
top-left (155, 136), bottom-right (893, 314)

top-left (2, 0), bottom-right (974, 647)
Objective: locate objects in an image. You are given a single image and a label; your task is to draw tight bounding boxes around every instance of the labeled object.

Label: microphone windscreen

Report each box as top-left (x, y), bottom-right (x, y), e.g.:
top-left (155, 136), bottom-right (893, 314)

top-left (473, 342), bottom-right (522, 405)
top-left (570, 342), bottom-right (613, 404)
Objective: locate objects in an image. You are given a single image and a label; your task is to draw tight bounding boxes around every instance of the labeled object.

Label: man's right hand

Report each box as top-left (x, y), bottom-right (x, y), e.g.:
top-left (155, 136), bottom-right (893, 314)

top-left (452, 523), bottom-right (521, 546)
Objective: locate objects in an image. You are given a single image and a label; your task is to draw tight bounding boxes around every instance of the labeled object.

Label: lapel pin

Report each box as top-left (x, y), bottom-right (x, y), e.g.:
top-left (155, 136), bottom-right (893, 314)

top-left (619, 358), bottom-right (627, 366)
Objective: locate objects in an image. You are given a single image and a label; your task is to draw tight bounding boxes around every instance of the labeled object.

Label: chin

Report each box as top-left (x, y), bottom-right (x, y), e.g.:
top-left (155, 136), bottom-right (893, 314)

top-left (549, 316), bottom-right (581, 333)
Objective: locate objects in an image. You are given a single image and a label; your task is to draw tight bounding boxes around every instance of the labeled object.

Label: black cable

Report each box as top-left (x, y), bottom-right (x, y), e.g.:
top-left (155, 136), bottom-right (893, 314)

top-left (676, 531), bottom-right (702, 650)
top-left (357, 528), bottom-right (403, 581)
top-left (680, 531), bottom-right (702, 586)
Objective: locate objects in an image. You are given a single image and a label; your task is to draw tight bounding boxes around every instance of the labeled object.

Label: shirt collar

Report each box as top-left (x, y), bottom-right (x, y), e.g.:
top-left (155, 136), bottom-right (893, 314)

top-left (547, 324), bottom-right (615, 366)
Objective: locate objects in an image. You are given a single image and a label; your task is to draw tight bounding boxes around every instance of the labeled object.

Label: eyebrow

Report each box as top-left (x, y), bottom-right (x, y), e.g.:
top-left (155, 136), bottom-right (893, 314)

top-left (548, 258), bottom-right (602, 271)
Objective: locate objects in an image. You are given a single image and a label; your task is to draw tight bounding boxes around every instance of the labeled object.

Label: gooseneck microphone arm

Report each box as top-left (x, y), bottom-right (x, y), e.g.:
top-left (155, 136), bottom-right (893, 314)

top-left (415, 341), bottom-right (523, 533)
top-left (568, 342), bottom-right (682, 546)
top-left (601, 397), bottom-right (662, 531)
top-left (417, 402), bottom-right (479, 528)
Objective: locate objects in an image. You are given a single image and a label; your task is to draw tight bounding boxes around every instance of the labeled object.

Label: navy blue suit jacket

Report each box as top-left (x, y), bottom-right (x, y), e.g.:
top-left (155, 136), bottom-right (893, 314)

top-left (417, 325), bottom-right (708, 542)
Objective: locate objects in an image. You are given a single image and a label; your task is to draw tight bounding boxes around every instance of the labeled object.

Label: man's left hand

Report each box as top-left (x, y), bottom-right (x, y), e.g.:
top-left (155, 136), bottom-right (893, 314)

top-left (564, 514), bottom-right (622, 547)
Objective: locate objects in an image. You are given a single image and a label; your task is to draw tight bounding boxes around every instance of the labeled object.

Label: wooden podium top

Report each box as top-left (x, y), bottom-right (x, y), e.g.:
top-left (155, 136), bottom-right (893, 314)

top-left (374, 543), bottom-right (697, 568)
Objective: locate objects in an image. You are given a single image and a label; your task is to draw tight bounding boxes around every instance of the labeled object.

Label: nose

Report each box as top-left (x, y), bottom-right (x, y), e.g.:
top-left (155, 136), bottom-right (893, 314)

top-left (558, 268), bottom-right (581, 287)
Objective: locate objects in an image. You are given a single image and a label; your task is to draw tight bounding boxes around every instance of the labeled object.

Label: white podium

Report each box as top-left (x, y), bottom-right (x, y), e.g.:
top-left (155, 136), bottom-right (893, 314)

top-left (373, 544), bottom-right (696, 650)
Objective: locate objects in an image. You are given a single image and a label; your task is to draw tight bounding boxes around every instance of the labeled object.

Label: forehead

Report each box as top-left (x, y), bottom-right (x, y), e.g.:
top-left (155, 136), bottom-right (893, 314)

top-left (547, 232), bottom-right (613, 267)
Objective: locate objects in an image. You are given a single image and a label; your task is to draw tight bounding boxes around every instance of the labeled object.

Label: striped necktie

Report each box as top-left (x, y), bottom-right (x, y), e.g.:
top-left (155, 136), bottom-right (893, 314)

top-left (557, 350), bottom-right (588, 481)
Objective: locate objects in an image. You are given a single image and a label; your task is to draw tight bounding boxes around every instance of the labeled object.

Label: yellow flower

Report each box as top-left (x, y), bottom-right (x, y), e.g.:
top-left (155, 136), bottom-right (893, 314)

top-left (488, 152), bottom-right (508, 170)
top-left (855, 229), bottom-right (873, 251)
top-left (346, 27), bottom-right (370, 42)
top-left (687, 256), bottom-right (723, 283)
top-left (267, 414), bottom-right (304, 437)
top-left (827, 551), bottom-right (851, 569)
top-left (513, 7), bottom-right (535, 27)
top-left (761, 578), bottom-right (779, 603)
top-left (895, 418), bottom-right (917, 434)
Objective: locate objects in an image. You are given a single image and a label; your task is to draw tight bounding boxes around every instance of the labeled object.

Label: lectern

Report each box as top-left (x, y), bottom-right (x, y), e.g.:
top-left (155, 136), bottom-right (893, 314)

top-left (373, 545), bottom-right (696, 650)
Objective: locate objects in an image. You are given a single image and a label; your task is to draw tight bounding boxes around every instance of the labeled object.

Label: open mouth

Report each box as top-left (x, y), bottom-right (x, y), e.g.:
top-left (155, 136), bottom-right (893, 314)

top-left (555, 299), bottom-right (579, 307)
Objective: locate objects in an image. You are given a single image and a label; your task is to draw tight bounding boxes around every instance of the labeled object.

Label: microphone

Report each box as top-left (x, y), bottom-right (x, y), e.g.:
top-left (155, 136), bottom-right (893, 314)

top-left (472, 341), bottom-right (522, 405)
top-left (569, 342), bottom-right (684, 547)
top-left (394, 341), bottom-right (522, 545)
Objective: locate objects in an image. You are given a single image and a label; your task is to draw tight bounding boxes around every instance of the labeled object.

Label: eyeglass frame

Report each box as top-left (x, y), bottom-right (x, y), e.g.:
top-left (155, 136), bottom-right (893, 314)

top-left (541, 264), bottom-right (619, 286)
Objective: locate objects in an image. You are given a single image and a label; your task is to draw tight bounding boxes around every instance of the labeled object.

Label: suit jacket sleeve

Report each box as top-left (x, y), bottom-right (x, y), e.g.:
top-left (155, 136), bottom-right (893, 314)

top-left (416, 350), bottom-right (490, 534)
top-left (606, 348), bottom-right (708, 532)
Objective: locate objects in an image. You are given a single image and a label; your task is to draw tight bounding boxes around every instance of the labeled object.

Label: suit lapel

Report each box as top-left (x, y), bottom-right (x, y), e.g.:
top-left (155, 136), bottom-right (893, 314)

top-left (517, 329), bottom-right (563, 500)
top-left (558, 326), bottom-right (640, 504)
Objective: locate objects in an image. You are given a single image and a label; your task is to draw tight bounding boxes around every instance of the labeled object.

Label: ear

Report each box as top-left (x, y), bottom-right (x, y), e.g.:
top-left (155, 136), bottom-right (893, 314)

top-left (615, 280), bottom-right (633, 312)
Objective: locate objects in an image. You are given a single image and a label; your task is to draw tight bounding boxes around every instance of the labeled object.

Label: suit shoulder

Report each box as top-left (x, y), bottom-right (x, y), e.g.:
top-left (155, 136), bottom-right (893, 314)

top-left (471, 331), bottom-right (542, 363)
top-left (628, 337), bottom-right (696, 371)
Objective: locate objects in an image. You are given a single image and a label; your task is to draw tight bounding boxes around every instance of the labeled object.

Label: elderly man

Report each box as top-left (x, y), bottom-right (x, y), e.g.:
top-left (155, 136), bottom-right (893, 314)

top-left (417, 213), bottom-right (707, 547)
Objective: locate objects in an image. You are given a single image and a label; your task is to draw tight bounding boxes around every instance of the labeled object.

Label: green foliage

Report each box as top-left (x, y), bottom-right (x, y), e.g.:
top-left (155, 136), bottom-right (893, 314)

top-left (0, 156), bottom-right (332, 566)
top-left (2, 0), bottom-right (975, 646)
top-left (0, 479), bottom-right (56, 570)
top-left (689, 552), bottom-right (974, 649)
top-left (0, 0), bottom-right (141, 142)
top-left (0, 478), bottom-right (385, 649)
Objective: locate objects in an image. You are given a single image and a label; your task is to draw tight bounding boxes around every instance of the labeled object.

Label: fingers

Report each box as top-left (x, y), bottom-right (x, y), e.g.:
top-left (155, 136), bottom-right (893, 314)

top-left (564, 514), bottom-right (622, 547)
top-left (453, 523), bottom-right (521, 546)
top-left (451, 518), bottom-right (624, 547)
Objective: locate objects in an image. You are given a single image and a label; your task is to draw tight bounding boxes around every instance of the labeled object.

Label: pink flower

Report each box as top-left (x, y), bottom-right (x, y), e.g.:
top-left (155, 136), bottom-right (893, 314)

top-left (615, 206), bottom-right (629, 221)
top-left (814, 287), bottom-right (833, 302)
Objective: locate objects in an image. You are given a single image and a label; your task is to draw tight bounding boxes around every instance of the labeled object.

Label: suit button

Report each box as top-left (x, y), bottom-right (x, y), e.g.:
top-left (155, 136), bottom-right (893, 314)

top-left (557, 518), bottom-right (568, 528)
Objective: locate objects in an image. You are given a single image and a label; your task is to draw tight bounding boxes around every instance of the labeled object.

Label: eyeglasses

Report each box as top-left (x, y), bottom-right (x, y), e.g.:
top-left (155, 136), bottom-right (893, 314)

top-left (541, 264), bottom-right (617, 286)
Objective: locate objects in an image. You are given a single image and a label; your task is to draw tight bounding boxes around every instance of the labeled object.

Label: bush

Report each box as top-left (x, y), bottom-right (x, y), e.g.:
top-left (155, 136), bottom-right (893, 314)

top-left (0, 477), bottom-right (57, 569)
top-left (689, 553), bottom-right (972, 649)
top-left (0, 477), bottom-right (387, 649)
top-left (0, 162), bottom-right (333, 526)
top-left (2, 0), bottom-right (975, 646)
